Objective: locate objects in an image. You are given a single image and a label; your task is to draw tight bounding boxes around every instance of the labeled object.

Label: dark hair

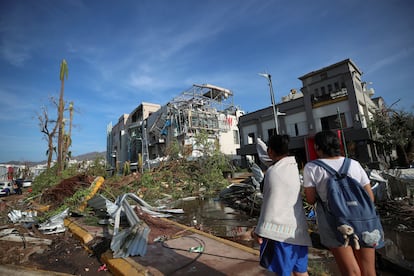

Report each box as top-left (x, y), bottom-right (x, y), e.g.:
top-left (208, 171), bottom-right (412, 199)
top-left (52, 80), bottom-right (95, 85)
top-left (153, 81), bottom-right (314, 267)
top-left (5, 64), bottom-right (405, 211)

top-left (314, 130), bottom-right (342, 157)
top-left (267, 134), bottom-right (290, 156)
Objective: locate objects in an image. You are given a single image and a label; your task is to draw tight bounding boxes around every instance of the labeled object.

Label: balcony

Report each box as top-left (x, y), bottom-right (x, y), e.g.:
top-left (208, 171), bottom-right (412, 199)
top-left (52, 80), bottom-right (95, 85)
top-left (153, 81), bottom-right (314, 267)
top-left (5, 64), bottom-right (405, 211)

top-left (312, 88), bottom-right (348, 108)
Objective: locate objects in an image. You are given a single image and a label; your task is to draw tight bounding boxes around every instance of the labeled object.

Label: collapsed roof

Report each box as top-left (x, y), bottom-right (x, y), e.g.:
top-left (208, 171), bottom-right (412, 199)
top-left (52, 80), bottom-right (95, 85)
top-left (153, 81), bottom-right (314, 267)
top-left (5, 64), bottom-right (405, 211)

top-left (146, 84), bottom-right (237, 139)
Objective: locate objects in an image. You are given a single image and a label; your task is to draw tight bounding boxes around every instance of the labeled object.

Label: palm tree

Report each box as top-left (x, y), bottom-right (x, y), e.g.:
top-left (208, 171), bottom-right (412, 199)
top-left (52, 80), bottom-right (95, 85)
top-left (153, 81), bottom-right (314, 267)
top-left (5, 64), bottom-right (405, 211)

top-left (62, 101), bottom-right (74, 168)
top-left (57, 59), bottom-right (68, 175)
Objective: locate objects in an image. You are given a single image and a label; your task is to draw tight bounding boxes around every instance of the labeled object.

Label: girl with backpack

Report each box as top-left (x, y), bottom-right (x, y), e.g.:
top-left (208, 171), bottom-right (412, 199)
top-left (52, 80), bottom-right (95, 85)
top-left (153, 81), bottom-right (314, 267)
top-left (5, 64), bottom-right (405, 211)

top-left (303, 130), bottom-right (377, 276)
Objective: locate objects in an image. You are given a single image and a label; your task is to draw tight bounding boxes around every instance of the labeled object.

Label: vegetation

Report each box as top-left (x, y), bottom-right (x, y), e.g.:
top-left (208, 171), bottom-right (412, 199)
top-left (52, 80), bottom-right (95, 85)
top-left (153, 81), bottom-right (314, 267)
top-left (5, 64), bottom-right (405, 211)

top-left (369, 105), bottom-right (414, 167)
top-left (37, 59), bottom-right (74, 171)
top-left (57, 59), bottom-right (69, 175)
top-left (123, 132), bottom-right (234, 203)
top-left (32, 133), bottom-right (234, 208)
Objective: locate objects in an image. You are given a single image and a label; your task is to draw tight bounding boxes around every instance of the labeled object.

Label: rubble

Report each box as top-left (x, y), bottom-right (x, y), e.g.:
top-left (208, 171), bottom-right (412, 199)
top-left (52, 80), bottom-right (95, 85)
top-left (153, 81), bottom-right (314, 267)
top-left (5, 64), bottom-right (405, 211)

top-left (37, 208), bottom-right (69, 234)
top-left (0, 228), bottom-right (52, 245)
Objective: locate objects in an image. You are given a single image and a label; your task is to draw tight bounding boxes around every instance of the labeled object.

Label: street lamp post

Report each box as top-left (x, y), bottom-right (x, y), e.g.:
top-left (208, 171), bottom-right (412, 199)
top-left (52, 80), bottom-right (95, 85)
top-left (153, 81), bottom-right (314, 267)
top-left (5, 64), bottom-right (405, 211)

top-left (259, 73), bottom-right (279, 135)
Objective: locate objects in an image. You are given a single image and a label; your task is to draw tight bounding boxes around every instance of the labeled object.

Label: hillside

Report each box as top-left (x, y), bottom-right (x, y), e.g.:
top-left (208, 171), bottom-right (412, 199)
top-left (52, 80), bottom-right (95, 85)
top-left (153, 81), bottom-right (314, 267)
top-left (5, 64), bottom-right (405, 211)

top-left (2, 151), bottom-right (106, 165)
top-left (73, 151), bottom-right (106, 161)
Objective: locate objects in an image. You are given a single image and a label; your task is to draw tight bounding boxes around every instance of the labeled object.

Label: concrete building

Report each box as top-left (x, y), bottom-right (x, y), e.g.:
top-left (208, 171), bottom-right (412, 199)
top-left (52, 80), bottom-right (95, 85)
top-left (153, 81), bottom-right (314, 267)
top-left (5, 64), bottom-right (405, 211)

top-left (237, 59), bottom-right (387, 169)
top-left (107, 84), bottom-right (243, 173)
top-left (107, 103), bottom-right (161, 172)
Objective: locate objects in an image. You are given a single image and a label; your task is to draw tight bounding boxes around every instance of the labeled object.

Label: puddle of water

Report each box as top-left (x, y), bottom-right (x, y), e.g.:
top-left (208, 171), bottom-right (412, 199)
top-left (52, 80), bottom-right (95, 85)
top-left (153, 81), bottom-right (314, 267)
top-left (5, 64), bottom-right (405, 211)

top-left (171, 197), bottom-right (258, 247)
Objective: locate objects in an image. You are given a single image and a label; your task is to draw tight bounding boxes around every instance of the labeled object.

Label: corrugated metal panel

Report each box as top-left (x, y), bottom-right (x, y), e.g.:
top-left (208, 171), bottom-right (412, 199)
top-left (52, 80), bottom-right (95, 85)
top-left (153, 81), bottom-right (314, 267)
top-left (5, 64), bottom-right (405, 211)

top-left (110, 195), bottom-right (149, 257)
top-left (89, 193), bottom-right (184, 258)
top-left (88, 194), bottom-right (118, 216)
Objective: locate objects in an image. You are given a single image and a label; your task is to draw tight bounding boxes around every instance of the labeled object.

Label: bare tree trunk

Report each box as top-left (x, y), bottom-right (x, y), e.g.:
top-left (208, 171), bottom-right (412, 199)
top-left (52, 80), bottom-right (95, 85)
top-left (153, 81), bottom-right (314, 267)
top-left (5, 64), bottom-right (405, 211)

top-left (57, 78), bottom-right (65, 175)
top-left (57, 59), bottom-right (68, 175)
top-left (38, 106), bottom-right (58, 169)
top-left (62, 102), bottom-right (74, 168)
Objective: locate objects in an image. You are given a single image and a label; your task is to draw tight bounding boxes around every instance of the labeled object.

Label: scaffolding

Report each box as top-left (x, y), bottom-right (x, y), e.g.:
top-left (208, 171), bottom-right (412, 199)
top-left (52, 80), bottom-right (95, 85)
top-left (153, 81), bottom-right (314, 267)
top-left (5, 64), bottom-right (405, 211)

top-left (144, 84), bottom-right (238, 161)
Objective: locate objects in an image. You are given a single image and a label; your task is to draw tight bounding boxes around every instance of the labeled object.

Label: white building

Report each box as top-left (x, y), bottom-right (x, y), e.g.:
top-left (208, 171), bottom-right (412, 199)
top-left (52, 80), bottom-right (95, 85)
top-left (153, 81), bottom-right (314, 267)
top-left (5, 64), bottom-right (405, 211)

top-left (107, 84), bottom-right (244, 172)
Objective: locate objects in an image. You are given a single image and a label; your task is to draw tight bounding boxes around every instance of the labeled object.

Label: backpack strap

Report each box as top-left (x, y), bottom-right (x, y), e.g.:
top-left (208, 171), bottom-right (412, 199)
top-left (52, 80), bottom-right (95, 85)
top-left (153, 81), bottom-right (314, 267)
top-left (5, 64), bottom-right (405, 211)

top-left (311, 159), bottom-right (340, 177)
top-left (338, 157), bottom-right (351, 177)
top-left (312, 158), bottom-right (350, 177)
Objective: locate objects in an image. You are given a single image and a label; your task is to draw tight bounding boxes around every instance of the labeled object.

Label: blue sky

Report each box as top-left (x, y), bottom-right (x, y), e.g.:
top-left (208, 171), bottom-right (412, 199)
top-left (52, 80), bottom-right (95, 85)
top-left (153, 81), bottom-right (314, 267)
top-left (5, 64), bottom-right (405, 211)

top-left (1, 0), bottom-right (413, 162)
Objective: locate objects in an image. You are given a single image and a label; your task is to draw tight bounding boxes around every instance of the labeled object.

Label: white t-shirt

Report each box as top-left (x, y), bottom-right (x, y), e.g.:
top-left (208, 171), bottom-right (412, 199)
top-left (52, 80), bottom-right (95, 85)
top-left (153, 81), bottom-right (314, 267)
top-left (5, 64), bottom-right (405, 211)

top-left (303, 157), bottom-right (370, 202)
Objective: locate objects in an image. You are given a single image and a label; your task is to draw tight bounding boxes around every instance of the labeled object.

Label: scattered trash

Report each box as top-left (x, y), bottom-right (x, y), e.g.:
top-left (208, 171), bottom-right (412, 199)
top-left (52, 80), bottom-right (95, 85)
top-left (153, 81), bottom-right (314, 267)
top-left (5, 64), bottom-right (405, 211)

top-left (153, 235), bottom-right (168, 242)
top-left (98, 218), bottom-right (114, 225)
top-left (38, 208), bottom-right (69, 234)
top-left (98, 264), bottom-right (108, 272)
top-left (188, 246), bottom-right (204, 253)
top-left (181, 196), bottom-right (198, 201)
top-left (396, 224), bottom-right (408, 231)
top-left (8, 209), bottom-right (38, 224)
top-left (0, 228), bottom-right (52, 245)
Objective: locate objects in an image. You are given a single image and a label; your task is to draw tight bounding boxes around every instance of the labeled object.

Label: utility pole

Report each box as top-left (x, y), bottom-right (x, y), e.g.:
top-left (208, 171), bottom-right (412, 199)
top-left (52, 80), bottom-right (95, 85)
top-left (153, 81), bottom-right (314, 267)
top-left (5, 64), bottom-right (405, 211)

top-left (259, 73), bottom-right (279, 135)
top-left (337, 107), bottom-right (348, 157)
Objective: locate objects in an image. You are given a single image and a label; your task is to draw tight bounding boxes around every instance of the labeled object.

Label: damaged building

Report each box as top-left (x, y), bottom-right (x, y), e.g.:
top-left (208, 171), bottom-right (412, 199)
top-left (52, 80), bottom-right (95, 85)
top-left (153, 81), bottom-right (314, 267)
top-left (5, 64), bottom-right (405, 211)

top-left (107, 84), bottom-right (244, 172)
top-left (237, 58), bottom-right (390, 169)
top-left (108, 59), bottom-right (393, 173)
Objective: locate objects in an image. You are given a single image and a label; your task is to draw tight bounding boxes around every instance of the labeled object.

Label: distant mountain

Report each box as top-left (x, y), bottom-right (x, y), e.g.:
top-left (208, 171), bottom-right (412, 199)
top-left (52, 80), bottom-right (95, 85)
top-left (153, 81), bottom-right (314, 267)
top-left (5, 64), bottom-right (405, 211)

top-left (2, 151), bottom-right (106, 165)
top-left (73, 151), bottom-right (106, 161)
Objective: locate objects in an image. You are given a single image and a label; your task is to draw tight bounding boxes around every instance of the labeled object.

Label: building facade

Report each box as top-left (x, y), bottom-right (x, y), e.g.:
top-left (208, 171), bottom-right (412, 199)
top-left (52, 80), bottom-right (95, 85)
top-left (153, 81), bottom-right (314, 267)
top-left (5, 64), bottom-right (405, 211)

top-left (107, 84), bottom-right (243, 173)
top-left (107, 103), bottom-right (161, 172)
top-left (237, 59), bottom-right (387, 169)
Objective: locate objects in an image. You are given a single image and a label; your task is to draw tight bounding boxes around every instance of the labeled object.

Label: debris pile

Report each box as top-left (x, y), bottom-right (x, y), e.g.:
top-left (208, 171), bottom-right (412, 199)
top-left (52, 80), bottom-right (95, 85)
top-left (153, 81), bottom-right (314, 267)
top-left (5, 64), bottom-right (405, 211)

top-left (40, 174), bottom-right (95, 208)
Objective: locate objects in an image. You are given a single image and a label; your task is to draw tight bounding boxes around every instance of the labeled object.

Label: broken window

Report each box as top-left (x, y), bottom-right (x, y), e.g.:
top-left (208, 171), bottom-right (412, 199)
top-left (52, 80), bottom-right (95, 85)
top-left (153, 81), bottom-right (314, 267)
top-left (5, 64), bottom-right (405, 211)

top-left (247, 132), bottom-right (255, 144)
top-left (233, 130), bottom-right (240, 144)
top-left (320, 113), bottom-right (347, 131)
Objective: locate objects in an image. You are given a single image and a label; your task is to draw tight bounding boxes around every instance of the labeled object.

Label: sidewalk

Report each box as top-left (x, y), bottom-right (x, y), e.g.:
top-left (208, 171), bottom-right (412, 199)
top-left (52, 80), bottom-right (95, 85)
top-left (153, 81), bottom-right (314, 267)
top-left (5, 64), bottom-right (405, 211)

top-left (66, 217), bottom-right (270, 275)
top-left (65, 217), bottom-right (335, 276)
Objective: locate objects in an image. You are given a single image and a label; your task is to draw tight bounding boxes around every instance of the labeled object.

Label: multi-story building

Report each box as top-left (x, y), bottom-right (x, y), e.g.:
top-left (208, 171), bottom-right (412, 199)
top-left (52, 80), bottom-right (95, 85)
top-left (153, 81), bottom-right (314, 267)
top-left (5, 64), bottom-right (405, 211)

top-left (107, 103), bottom-right (161, 172)
top-left (237, 59), bottom-right (387, 169)
top-left (107, 84), bottom-right (243, 172)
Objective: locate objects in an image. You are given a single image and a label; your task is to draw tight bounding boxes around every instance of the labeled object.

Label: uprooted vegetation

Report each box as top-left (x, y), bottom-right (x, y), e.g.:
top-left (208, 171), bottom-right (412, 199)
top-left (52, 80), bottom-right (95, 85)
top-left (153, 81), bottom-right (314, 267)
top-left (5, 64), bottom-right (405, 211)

top-left (30, 152), bottom-right (237, 218)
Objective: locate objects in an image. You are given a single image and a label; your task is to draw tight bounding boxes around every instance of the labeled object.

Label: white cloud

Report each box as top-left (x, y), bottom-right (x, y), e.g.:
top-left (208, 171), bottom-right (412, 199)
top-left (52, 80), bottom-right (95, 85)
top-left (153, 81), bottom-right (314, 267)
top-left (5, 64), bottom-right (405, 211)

top-left (366, 47), bottom-right (414, 74)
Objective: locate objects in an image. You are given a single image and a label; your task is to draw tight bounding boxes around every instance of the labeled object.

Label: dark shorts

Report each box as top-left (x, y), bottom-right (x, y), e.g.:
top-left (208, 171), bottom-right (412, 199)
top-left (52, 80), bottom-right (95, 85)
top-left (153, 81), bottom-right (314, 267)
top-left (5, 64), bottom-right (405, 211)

top-left (259, 238), bottom-right (308, 276)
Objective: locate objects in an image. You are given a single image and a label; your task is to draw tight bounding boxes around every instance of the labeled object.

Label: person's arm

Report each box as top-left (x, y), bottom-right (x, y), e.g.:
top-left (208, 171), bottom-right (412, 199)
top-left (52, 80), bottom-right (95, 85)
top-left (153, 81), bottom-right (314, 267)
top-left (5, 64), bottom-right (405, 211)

top-left (304, 187), bottom-right (317, 205)
top-left (303, 164), bottom-right (317, 204)
top-left (256, 137), bottom-right (272, 167)
top-left (363, 183), bottom-right (375, 202)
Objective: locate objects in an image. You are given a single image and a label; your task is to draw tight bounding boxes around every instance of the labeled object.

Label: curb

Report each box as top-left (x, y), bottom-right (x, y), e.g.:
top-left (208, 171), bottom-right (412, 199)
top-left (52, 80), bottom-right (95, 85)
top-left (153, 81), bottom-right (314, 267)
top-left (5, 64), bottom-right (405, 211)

top-left (64, 218), bottom-right (94, 244)
top-left (65, 217), bottom-right (149, 276)
top-left (100, 252), bottom-right (149, 276)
